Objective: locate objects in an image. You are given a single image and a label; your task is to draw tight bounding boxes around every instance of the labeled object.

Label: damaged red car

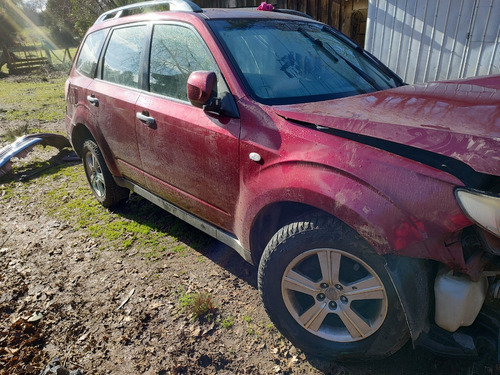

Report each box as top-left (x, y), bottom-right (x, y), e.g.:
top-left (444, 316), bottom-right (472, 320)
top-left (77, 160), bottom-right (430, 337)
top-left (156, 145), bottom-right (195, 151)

top-left (65, 0), bottom-right (500, 360)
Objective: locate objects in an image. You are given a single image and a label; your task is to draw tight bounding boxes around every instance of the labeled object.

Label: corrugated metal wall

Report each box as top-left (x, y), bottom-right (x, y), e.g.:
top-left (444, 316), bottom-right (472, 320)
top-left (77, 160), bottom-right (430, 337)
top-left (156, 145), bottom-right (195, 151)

top-left (365, 0), bottom-right (500, 84)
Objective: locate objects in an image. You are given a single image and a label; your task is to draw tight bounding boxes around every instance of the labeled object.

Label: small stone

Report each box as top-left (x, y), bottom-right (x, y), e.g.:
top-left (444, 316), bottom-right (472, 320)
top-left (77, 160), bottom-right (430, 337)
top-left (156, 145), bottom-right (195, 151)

top-left (27, 311), bottom-right (43, 322)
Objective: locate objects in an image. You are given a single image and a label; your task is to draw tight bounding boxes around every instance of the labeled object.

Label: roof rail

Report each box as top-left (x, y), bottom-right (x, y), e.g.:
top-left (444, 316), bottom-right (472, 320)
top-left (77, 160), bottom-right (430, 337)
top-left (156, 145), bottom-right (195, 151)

top-left (94, 0), bottom-right (202, 24)
top-left (273, 8), bottom-right (313, 19)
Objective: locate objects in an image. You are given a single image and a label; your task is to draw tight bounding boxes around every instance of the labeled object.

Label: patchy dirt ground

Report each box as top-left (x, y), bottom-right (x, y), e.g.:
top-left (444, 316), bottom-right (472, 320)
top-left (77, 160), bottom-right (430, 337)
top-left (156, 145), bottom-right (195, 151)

top-left (0, 73), bottom-right (491, 375)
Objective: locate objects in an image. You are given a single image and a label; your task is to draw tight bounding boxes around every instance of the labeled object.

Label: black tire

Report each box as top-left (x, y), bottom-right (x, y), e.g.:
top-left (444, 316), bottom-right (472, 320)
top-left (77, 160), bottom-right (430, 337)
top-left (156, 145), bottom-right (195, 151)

top-left (258, 214), bottom-right (409, 360)
top-left (82, 139), bottom-right (129, 208)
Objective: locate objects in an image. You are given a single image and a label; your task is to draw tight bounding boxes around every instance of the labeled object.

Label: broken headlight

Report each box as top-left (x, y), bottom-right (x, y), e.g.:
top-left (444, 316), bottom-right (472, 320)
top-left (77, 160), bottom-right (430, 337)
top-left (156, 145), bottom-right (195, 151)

top-left (455, 188), bottom-right (500, 238)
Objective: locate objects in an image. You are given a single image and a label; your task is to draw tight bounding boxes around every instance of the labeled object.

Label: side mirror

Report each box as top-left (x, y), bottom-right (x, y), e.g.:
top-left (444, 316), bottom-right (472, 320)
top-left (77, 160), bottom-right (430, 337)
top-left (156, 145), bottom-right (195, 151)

top-left (187, 71), bottom-right (216, 108)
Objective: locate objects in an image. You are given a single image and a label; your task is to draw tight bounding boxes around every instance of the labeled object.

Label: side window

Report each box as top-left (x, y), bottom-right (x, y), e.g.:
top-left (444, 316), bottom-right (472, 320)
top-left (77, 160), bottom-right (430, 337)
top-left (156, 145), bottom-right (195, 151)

top-left (75, 28), bottom-right (108, 78)
top-left (149, 24), bottom-right (217, 100)
top-left (102, 26), bottom-right (147, 88)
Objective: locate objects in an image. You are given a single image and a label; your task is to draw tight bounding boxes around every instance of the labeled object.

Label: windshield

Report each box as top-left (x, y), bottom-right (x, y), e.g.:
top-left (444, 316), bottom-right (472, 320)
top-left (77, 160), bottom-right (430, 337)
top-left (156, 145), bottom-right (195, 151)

top-left (209, 19), bottom-right (401, 105)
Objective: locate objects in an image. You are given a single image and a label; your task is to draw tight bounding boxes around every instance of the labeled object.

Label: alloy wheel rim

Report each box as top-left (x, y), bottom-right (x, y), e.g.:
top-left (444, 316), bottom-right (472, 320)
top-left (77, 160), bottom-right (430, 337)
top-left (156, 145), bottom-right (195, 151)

top-left (281, 248), bottom-right (388, 342)
top-left (85, 152), bottom-right (105, 198)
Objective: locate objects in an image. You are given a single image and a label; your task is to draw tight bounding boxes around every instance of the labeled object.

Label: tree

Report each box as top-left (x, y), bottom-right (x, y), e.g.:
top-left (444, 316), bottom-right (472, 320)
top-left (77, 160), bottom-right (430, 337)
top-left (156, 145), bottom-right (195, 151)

top-left (44, 0), bottom-right (138, 42)
top-left (0, 0), bottom-right (25, 45)
top-left (71, 0), bottom-right (138, 36)
top-left (44, 0), bottom-right (75, 45)
top-left (0, 0), bottom-right (25, 68)
top-left (23, 0), bottom-right (45, 26)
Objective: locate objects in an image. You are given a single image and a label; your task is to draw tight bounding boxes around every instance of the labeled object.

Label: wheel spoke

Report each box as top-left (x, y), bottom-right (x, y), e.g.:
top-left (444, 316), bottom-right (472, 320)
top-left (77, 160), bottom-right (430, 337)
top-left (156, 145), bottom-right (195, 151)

top-left (337, 304), bottom-right (372, 339)
top-left (95, 178), bottom-right (105, 196)
top-left (344, 276), bottom-right (385, 301)
top-left (91, 176), bottom-right (102, 195)
top-left (95, 171), bottom-right (104, 185)
top-left (86, 155), bottom-right (94, 173)
top-left (317, 250), bottom-right (341, 285)
top-left (92, 154), bottom-right (99, 169)
top-left (299, 301), bottom-right (329, 332)
top-left (283, 270), bottom-right (319, 296)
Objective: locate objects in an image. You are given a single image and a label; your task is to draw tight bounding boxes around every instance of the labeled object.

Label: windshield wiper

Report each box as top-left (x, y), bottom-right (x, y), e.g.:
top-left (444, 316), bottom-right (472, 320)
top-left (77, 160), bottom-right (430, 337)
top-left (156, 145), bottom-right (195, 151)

top-left (324, 42), bottom-right (383, 91)
top-left (298, 27), bottom-right (338, 63)
top-left (298, 27), bottom-right (382, 91)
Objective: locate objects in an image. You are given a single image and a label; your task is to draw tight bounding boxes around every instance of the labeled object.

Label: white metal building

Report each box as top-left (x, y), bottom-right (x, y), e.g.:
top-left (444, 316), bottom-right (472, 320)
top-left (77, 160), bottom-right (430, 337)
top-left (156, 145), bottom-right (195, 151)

top-left (365, 0), bottom-right (500, 84)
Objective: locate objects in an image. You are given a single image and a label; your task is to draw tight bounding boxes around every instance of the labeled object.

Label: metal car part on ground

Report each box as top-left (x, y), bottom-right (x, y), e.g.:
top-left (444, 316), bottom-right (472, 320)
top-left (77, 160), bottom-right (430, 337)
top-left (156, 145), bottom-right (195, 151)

top-left (0, 133), bottom-right (71, 177)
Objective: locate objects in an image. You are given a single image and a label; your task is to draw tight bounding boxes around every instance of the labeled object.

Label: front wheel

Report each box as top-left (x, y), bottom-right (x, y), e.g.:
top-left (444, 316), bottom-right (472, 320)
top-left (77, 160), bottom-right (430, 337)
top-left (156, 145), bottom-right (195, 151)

top-left (258, 215), bottom-right (409, 360)
top-left (82, 139), bottom-right (129, 208)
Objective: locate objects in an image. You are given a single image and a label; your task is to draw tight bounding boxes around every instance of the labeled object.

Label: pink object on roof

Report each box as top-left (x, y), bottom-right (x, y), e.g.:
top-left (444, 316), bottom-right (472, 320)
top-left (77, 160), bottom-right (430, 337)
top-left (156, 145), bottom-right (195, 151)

top-left (257, 2), bottom-right (274, 11)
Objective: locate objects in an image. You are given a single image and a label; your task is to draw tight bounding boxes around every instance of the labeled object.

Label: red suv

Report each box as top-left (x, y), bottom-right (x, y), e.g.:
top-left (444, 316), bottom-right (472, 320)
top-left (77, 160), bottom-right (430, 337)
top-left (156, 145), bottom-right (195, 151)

top-left (65, 0), bottom-right (500, 360)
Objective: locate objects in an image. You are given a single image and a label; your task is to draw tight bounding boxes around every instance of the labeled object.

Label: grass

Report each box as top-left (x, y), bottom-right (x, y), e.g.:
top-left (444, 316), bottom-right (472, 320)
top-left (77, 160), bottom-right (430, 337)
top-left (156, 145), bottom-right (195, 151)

top-left (37, 165), bottom-right (202, 257)
top-left (0, 74), bottom-right (66, 132)
top-left (219, 316), bottom-right (235, 329)
top-left (0, 154), bottom-right (209, 264)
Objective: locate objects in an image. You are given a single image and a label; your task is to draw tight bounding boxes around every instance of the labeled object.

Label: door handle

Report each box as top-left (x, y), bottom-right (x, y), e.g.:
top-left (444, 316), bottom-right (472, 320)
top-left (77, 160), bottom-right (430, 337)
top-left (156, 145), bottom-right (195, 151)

top-left (136, 111), bottom-right (156, 127)
top-left (87, 95), bottom-right (99, 106)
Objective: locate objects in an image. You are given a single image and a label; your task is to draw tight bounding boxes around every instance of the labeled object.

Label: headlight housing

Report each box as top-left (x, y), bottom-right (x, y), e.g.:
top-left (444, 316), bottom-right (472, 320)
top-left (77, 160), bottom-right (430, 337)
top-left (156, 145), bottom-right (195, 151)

top-left (455, 188), bottom-right (500, 238)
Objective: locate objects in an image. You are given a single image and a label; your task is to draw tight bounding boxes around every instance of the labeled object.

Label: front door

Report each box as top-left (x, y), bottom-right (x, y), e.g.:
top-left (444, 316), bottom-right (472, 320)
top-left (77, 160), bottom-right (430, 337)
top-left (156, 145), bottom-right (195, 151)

top-left (136, 23), bottom-right (240, 231)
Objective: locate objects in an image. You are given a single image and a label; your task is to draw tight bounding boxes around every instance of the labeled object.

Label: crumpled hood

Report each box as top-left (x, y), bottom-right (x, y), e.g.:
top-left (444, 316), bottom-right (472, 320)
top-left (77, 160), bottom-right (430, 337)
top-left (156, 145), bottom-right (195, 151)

top-left (274, 75), bottom-right (500, 176)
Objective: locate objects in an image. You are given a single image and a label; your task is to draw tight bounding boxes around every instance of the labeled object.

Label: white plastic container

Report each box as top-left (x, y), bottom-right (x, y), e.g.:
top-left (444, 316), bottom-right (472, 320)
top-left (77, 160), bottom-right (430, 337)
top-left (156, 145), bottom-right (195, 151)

top-left (434, 266), bottom-right (487, 332)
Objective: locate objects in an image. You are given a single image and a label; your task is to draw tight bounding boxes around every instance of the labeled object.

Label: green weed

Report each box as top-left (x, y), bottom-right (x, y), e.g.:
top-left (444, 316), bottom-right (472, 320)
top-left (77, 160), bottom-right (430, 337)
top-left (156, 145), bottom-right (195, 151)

top-left (171, 244), bottom-right (188, 256)
top-left (179, 291), bottom-right (216, 321)
top-left (220, 316), bottom-right (235, 329)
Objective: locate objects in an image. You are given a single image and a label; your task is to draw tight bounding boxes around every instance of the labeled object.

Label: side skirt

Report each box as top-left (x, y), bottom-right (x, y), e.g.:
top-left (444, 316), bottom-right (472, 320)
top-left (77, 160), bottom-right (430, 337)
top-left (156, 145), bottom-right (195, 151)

top-left (114, 177), bottom-right (253, 264)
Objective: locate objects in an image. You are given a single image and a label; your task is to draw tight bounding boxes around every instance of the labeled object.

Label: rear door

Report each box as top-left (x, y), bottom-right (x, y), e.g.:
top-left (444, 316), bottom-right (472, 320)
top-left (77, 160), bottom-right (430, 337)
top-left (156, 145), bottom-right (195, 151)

top-left (135, 23), bottom-right (240, 231)
top-left (87, 24), bottom-right (148, 185)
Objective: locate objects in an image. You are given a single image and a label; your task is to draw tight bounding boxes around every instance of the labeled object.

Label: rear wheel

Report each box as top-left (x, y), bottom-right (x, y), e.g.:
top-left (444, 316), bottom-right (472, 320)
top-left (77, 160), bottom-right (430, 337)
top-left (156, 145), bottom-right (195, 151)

top-left (82, 139), bottom-right (129, 208)
top-left (258, 214), bottom-right (409, 360)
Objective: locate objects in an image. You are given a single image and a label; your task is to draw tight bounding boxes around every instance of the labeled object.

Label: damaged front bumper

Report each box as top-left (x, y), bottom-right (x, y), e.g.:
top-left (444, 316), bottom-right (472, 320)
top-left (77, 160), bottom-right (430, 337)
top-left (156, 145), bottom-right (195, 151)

top-left (0, 133), bottom-right (71, 177)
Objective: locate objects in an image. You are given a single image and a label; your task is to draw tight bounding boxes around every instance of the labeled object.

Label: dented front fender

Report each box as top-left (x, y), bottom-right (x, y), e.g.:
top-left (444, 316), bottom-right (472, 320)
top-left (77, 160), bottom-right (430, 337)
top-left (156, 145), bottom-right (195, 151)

top-left (236, 101), bottom-right (472, 271)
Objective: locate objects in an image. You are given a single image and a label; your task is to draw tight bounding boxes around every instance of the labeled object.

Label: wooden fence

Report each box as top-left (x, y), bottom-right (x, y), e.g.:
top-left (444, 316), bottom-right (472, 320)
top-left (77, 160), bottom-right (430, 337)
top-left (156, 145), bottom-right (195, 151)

top-left (195, 0), bottom-right (368, 46)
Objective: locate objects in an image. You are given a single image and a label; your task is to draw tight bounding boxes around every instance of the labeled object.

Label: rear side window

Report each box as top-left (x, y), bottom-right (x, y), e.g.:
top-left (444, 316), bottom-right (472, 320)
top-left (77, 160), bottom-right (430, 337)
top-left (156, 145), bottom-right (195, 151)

top-left (75, 29), bottom-right (108, 78)
top-left (149, 24), bottom-right (217, 100)
top-left (102, 25), bottom-right (147, 88)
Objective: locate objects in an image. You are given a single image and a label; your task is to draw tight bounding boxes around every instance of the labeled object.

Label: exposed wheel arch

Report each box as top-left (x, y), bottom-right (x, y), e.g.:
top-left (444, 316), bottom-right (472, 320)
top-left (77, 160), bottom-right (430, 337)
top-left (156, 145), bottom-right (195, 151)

top-left (71, 123), bottom-right (94, 157)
